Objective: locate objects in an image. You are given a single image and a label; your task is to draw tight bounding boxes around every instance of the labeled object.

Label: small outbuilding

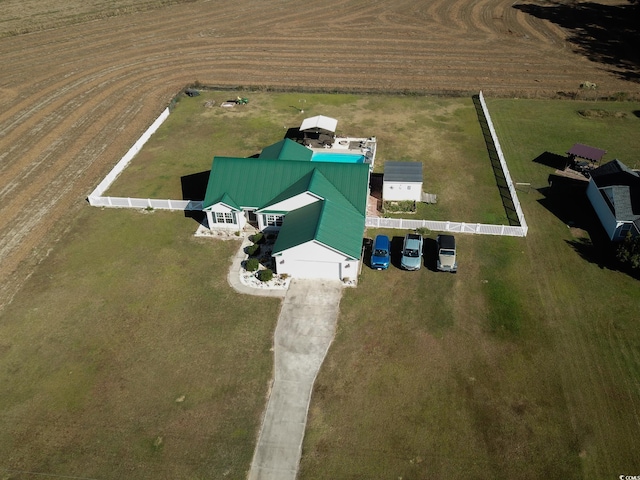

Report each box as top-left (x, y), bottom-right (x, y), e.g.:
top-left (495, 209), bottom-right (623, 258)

top-left (383, 161), bottom-right (423, 202)
top-left (299, 115), bottom-right (338, 134)
top-left (299, 115), bottom-right (338, 148)
top-left (567, 143), bottom-right (607, 163)
top-left (586, 159), bottom-right (640, 241)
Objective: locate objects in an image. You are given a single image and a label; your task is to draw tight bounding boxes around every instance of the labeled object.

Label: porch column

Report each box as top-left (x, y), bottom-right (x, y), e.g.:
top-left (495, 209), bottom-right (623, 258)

top-left (205, 210), bottom-right (214, 230)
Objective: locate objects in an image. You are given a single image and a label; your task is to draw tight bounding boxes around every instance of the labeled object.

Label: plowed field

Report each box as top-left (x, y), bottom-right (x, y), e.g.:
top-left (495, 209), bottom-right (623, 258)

top-left (0, 0), bottom-right (638, 309)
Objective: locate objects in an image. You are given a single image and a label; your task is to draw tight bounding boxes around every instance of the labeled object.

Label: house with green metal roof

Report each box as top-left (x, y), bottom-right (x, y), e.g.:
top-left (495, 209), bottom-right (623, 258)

top-left (202, 138), bottom-right (370, 280)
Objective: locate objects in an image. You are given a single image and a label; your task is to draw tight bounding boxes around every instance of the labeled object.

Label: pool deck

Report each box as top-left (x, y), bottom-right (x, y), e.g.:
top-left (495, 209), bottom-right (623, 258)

top-left (307, 136), bottom-right (376, 170)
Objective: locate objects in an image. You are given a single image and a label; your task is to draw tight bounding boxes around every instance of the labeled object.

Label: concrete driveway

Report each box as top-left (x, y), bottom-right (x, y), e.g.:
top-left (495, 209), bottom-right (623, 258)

top-left (248, 279), bottom-right (344, 480)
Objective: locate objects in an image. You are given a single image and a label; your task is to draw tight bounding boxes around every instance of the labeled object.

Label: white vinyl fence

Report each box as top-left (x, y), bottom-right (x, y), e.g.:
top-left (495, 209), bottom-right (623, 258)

top-left (87, 107), bottom-right (199, 211)
top-left (88, 196), bottom-right (202, 210)
top-left (477, 91), bottom-right (528, 235)
top-left (365, 217), bottom-right (525, 236)
top-left (88, 92), bottom-right (528, 236)
top-left (368, 92), bottom-right (528, 238)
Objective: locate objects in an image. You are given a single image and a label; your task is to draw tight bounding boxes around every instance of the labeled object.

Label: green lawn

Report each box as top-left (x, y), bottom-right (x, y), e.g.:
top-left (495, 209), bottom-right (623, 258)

top-left (0, 208), bottom-right (281, 479)
top-left (2, 96), bottom-right (640, 479)
top-left (107, 91), bottom-right (506, 223)
top-left (299, 98), bottom-right (640, 479)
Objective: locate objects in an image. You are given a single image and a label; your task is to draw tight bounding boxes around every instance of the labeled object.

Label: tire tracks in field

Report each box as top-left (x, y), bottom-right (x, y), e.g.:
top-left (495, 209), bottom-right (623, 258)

top-left (0, 0), bottom-right (638, 311)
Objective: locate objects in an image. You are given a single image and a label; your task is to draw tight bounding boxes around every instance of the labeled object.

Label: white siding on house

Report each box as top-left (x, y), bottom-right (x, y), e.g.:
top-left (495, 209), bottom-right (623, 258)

top-left (205, 203), bottom-right (245, 230)
top-left (275, 241), bottom-right (358, 280)
top-left (383, 181), bottom-right (422, 202)
top-left (586, 180), bottom-right (619, 240)
top-left (261, 192), bottom-right (320, 214)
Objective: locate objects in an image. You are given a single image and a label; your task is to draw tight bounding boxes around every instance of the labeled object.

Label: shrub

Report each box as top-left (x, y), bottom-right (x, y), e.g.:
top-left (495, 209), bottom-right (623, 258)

top-left (245, 258), bottom-right (259, 272)
top-left (246, 243), bottom-right (261, 256)
top-left (617, 233), bottom-right (640, 269)
top-left (257, 269), bottom-right (273, 282)
top-left (250, 233), bottom-right (264, 244)
top-left (383, 200), bottom-right (416, 213)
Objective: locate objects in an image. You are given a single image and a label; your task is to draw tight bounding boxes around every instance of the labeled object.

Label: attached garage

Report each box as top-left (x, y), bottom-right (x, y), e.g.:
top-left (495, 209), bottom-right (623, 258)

top-left (280, 259), bottom-right (341, 280)
top-left (272, 201), bottom-right (363, 281)
top-left (273, 239), bottom-right (359, 281)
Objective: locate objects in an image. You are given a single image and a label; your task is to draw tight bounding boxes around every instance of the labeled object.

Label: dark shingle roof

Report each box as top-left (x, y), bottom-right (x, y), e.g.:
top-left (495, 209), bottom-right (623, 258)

top-left (567, 143), bottom-right (607, 162)
top-left (384, 161), bottom-right (423, 183)
top-left (592, 159), bottom-right (640, 222)
top-left (591, 159), bottom-right (640, 186)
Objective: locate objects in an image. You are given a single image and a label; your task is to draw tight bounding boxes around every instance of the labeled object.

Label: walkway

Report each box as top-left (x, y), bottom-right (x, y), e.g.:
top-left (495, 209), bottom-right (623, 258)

top-left (248, 279), bottom-right (344, 480)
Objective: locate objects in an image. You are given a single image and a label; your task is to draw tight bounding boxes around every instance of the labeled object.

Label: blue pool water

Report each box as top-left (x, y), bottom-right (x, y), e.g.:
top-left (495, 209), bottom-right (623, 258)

top-left (311, 152), bottom-right (365, 164)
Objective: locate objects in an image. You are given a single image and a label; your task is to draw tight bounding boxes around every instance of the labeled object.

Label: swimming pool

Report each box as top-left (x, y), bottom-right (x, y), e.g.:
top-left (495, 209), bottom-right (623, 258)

top-left (311, 152), bottom-right (366, 164)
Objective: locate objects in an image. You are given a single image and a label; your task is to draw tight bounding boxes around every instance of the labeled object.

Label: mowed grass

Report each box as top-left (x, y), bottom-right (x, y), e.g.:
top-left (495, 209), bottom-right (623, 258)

top-left (107, 91), bottom-right (506, 223)
top-left (3, 96), bottom-right (640, 479)
top-left (299, 99), bottom-right (640, 480)
top-left (0, 208), bottom-right (281, 479)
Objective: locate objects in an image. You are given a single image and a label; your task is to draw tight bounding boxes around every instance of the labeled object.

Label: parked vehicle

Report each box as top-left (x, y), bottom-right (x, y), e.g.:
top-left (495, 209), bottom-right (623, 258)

top-left (370, 235), bottom-right (390, 270)
top-left (401, 233), bottom-right (423, 270)
top-left (436, 234), bottom-right (457, 273)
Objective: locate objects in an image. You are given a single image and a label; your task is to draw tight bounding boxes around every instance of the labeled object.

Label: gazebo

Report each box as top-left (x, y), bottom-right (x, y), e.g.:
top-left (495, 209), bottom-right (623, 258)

top-left (567, 143), bottom-right (607, 164)
top-left (299, 115), bottom-right (338, 147)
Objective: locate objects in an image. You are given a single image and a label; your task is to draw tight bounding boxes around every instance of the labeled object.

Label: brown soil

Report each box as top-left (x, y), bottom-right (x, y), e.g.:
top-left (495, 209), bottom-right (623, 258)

top-left (0, 0), bottom-right (639, 310)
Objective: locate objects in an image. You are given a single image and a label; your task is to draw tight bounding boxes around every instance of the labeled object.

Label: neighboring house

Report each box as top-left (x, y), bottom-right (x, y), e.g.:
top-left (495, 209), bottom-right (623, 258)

top-left (382, 161), bottom-right (423, 202)
top-left (202, 138), bottom-right (370, 280)
top-left (586, 159), bottom-right (640, 241)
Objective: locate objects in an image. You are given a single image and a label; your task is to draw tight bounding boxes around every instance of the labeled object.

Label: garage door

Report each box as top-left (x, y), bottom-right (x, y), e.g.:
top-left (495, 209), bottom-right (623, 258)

top-left (287, 260), bottom-right (340, 280)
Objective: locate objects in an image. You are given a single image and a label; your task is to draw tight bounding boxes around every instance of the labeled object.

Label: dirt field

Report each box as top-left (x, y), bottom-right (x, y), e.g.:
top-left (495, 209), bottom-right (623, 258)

top-left (0, 0), bottom-right (639, 311)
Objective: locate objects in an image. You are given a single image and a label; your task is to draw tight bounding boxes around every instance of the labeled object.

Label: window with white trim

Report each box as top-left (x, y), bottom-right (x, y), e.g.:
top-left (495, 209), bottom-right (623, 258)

top-left (265, 214), bottom-right (284, 227)
top-left (215, 212), bottom-right (235, 224)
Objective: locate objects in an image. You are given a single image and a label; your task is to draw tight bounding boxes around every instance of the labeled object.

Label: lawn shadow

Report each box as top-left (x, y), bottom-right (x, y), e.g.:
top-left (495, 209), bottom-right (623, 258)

top-left (362, 237), bottom-right (373, 269)
top-left (181, 170), bottom-right (210, 201)
top-left (473, 95), bottom-right (520, 227)
top-left (536, 176), bottom-right (590, 228)
top-left (181, 170), bottom-right (210, 224)
top-left (513, 2), bottom-right (640, 82)
top-left (390, 235), bottom-right (405, 269)
top-left (284, 127), bottom-right (303, 142)
top-left (634, 110), bottom-right (640, 119)
top-left (423, 237), bottom-right (438, 272)
top-left (533, 151), bottom-right (569, 170)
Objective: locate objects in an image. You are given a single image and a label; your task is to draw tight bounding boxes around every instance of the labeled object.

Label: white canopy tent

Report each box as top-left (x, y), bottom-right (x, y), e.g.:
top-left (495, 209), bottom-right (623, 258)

top-left (299, 115), bottom-right (338, 133)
